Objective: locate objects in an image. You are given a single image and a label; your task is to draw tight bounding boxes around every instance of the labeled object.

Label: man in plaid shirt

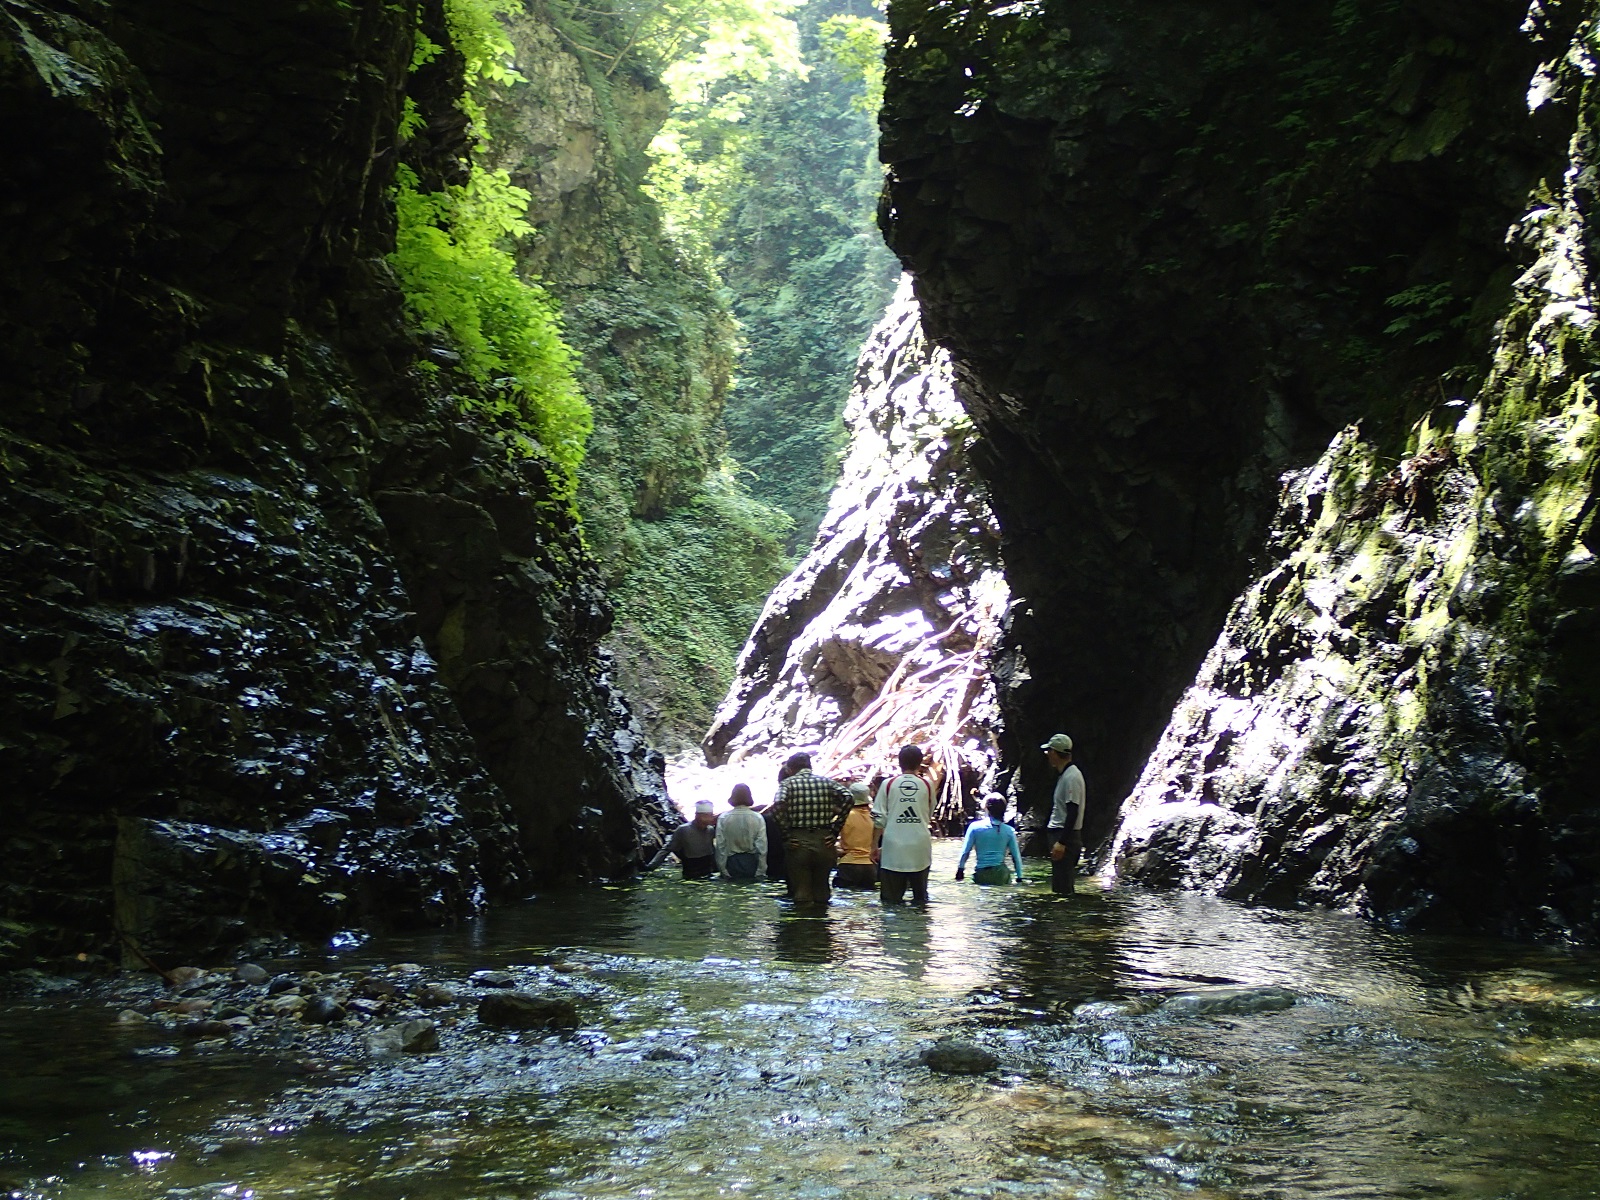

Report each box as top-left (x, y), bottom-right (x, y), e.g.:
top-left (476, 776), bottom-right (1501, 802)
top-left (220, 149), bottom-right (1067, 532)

top-left (771, 751), bottom-right (856, 904)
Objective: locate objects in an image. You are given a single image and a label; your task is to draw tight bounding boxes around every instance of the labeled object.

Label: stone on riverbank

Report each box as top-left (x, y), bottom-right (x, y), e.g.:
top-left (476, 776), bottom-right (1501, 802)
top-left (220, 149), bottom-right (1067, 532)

top-left (477, 992), bottom-right (580, 1030)
top-left (234, 964), bottom-right (269, 985)
top-left (1159, 987), bottom-right (1296, 1017)
top-left (920, 1039), bottom-right (999, 1075)
top-left (470, 971), bottom-right (516, 989)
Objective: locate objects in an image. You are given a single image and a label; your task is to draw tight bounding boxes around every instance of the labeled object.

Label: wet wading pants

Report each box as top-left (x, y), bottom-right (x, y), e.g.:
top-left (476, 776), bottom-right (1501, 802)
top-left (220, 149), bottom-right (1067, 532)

top-left (833, 863), bottom-right (877, 890)
top-left (879, 868), bottom-right (929, 906)
top-left (1050, 828), bottom-right (1081, 895)
top-left (785, 827), bottom-right (838, 904)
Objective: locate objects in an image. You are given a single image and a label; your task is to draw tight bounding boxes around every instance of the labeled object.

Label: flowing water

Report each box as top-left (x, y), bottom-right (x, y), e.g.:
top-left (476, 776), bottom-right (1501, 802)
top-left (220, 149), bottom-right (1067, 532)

top-left (4, 844), bottom-right (1600, 1200)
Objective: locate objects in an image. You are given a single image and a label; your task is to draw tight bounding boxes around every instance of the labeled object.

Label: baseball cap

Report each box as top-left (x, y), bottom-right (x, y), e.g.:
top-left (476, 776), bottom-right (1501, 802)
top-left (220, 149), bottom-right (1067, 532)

top-left (1040, 733), bottom-right (1073, 753)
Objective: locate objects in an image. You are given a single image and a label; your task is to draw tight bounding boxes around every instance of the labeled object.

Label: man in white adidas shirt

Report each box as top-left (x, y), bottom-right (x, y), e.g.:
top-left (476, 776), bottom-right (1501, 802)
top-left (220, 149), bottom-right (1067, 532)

top-left (872, 744), bottom-right (934, 905)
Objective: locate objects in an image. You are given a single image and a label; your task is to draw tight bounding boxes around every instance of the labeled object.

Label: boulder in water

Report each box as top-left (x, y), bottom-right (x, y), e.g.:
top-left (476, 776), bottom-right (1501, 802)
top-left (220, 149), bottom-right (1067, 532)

top-left (1159, 986), bottom-right (1296, 1017)
top-left (642, 1045), bottom-right (695, 1063)
top-left (477, 992), bottom-right (580, 1030)
top-left (919, 1038), bottom-right (999, 1075)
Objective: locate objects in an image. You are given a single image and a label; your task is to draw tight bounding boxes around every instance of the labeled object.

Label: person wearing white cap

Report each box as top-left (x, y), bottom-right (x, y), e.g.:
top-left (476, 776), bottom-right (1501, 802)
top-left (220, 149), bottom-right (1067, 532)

top-left (1042, 733), bottom-right (1085, 896)
top-left (646, 799), bottom-right (719, 879)
top-left (833, 782), bottom-right (878, 890)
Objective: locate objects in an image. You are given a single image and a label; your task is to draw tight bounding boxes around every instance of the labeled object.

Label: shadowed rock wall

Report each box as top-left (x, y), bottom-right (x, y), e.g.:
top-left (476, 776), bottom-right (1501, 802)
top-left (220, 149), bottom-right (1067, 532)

top-left (881, 0), bottom-right (1600, 938)
top-left (0, 0), bottom-right (671, 965)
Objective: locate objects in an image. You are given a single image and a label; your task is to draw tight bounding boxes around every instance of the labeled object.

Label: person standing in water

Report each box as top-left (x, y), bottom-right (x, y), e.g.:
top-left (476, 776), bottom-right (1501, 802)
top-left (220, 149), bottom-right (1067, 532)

top-left (646, 799), bottom-right (719, 880)
top-left (715, 784), bottom-right (767, 881)
top-left (771, 752), bottom-right (855, 905)
top-left (955, 793), bottom-right (1024, 885)
top-left (873, 744), bottom-right (933, 906)
top-left (833, 782), bottom-right (878, 890)
top-left (1043, 733), bottom-right (1085, 895)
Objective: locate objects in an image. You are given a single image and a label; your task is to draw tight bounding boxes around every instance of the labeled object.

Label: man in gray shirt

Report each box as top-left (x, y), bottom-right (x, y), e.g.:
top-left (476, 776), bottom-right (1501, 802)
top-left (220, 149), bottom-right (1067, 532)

top-left (1043, 733), bottom-right (1085, 895)
top-left (647, 800), bottom-right (719, 879)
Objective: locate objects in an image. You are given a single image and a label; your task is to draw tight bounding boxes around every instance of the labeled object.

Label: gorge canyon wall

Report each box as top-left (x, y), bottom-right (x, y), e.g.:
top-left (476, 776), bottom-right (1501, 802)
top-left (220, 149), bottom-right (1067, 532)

top-left (881, 0), bottom-right (1600, 940)
top-left (0, 0), bottom-right (675, 966)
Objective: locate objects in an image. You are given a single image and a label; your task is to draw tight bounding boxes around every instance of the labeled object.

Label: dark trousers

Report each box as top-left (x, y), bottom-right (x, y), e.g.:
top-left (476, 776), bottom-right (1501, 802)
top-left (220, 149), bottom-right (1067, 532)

top-left (786, 828), bottom-right (838, 904)
top-left (1050, 829), bottom-right (1081, 895)
top-left (681, 854), bottom-right (715, 880)
top-left (880, 867), bottom-right (929, 906)
top-left (724, 852), bottom-right (760, 880)
top-left (833, 862), bottom-right (877, 890)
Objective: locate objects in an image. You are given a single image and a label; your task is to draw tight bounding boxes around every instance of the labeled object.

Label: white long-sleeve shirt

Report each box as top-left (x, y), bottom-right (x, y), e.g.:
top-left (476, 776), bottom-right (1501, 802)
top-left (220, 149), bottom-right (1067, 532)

top-left (872, 772), bottom-right (933, 873)
top-left (1049, 763), bottom-right (1086, 833)
top-left (714, 806), bottom-right (767, 876)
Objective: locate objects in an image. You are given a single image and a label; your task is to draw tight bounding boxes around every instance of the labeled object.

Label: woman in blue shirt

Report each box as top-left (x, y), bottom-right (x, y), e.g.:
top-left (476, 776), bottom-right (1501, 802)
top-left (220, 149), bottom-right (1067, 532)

top-left (956, 794), bottom-right (1024, 885)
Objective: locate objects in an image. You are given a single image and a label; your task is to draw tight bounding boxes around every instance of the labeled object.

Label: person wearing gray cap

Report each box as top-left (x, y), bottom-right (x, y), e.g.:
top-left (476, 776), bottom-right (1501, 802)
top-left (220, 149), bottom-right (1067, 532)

top-left (1042, 733), bottom-right (1085, 895)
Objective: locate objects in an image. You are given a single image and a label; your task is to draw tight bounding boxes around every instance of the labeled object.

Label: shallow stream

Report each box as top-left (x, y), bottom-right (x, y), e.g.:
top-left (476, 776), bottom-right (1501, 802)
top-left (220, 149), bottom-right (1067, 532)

top-left (4, 845), bottom-right (1600, 1200)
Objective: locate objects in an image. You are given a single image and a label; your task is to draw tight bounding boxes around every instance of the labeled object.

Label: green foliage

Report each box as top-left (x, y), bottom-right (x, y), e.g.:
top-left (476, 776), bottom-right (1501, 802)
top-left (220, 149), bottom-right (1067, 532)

top-left (713, 0), bottom-right (897, 544)
top-left (390, 0), bottom-right (592, 492)
top-left (390, 164), bottom-right (591, 486)
top-left (818, 12), bottom-right (884, 113)
top-left (642, 0), bottom-right (807, 252)
top-left (610, 466), bottom-right (794, 735)
top-left (1384, 283), bottom-right (1469, 346)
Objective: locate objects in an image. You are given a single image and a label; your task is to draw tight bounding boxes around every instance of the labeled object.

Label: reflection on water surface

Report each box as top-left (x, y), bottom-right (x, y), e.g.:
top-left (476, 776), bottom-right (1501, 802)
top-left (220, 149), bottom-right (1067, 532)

top-left (4, 845), bottom-right (1599, 1200)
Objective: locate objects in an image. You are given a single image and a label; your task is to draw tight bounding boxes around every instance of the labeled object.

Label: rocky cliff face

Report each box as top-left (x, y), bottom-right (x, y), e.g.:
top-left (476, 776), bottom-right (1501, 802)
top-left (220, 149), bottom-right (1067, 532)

top-left (0, 0), bottom-right (671, 966)
top-left (881, 1), bottom-right (1600, 938)
top-left (705, 279), bottom-right (1006, 820)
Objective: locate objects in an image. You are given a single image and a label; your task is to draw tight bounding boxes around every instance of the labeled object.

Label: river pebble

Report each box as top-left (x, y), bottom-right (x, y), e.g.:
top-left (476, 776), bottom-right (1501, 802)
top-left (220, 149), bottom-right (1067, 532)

top-left (303, 995), bottom-right (347, 1024)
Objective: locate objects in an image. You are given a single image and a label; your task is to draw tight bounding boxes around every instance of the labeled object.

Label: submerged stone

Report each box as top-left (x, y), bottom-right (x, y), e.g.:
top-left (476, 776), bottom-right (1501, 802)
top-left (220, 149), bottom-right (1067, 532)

top-left (920, 1038), bottom-right (1000, 1075)
top-left (477, 992), bottom-right (580, 1030)
top-left (1159, 987), bottom-right (1296, 1017)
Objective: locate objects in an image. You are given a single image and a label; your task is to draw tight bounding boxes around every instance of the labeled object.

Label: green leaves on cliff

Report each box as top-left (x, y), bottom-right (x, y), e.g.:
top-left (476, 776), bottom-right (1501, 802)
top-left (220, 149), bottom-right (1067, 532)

top-left (391, 163), bottom-right (591, 486)
top-left (642, 0), bottom-right (806, 251)
top-left (818, 13), bottom-right (883, 113)
top-left (391, 0), bottom-right (591, 491)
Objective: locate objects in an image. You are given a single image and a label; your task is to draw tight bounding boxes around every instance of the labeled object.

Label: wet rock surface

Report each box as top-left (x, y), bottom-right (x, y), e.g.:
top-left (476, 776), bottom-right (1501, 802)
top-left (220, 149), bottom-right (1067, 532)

top-left (880, 0), bottom-right (1600, 938)
top-left (0, 0), bottom-right (673, 964)
top-left (705, 279), bottom-right (1006, 814)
